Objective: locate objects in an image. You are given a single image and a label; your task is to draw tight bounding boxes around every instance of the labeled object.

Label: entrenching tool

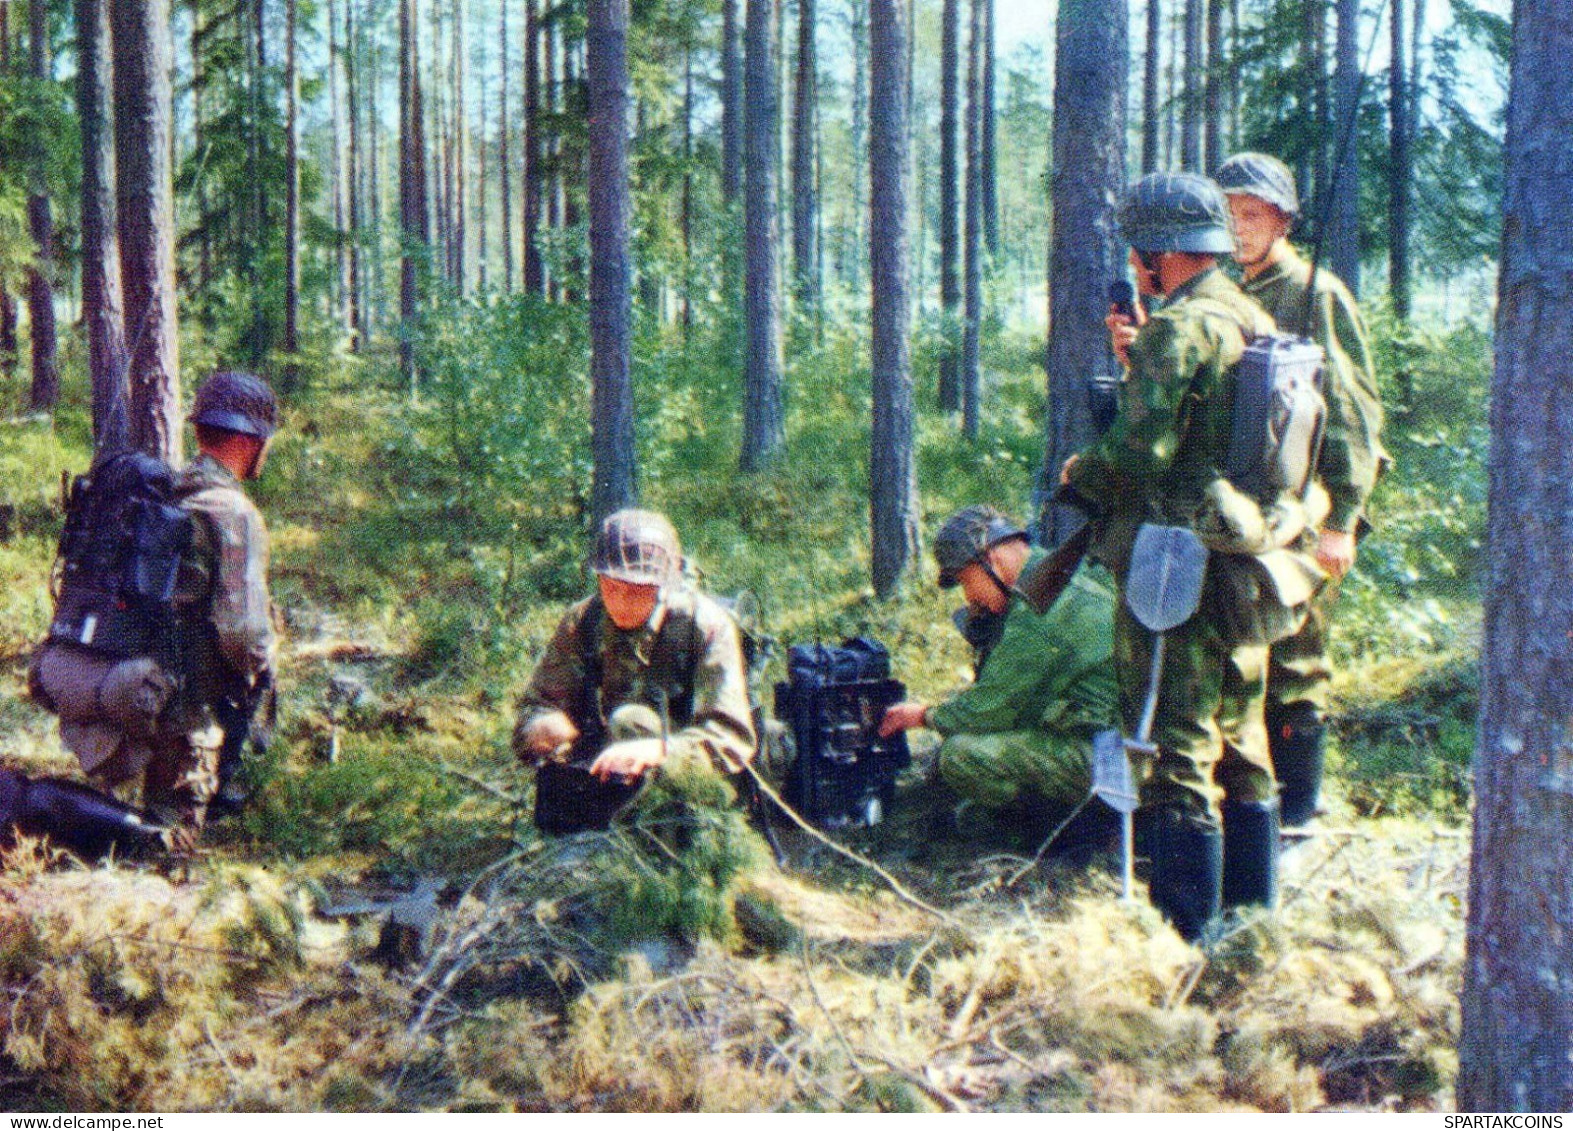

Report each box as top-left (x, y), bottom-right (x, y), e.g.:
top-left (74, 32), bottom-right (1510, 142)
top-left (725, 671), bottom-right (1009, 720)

top-left (1093, 524), bottom-right (1210, 900)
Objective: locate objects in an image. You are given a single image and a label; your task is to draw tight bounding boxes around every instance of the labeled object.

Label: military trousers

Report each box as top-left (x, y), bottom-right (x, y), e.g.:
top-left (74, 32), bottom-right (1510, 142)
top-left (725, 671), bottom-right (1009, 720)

top-left (938, 728), bottom-right (1092, 815)
top-left (1266, 574), bottom-right (1341, 720)
top-left (1113, 594), bottom-right (1276, 826)
top-left (92, 722), bottom-right (224, 832)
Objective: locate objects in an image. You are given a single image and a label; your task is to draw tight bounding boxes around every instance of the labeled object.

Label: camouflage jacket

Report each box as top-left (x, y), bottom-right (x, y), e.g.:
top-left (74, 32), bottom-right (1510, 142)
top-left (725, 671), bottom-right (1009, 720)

top-left (1242, 247), bottom-right (1388, 533)
top-left (1067, 266), bottom-right (1276, 569)
top-left (513, 588), bottom-right (757, 772)
top-left (926, 554), bottom-right (1118, 740)
top-left (176, 454), bottom-right (276, 692)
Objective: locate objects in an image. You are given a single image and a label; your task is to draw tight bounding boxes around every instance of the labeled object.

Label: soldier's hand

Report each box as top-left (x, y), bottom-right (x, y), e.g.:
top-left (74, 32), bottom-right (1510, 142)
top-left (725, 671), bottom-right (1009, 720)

top-left (879, 701), bottom-right (929, 738)
top-left (589, 738), bottom-right (665, 781)
top-left (518, 711), bottom-right (580, 763)
top-left (1106, 306), bottom-right (1144, 367)
top-left (1059, 453), bottom-right (1081, 486)
top-left (1316, 528), bottom-right (1356, 580)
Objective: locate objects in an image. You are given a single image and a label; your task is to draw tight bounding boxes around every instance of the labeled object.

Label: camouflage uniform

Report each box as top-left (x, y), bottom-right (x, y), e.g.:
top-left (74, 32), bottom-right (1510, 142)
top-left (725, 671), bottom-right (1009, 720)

top-left (1242, 245), bottom-right (1387, 722)
top-left (927, 556), bottom-right (1118, 819)
top-left (513, 586), bottom-right (757, 776)
top-left (1066, 266), bottom-right (1280, 823)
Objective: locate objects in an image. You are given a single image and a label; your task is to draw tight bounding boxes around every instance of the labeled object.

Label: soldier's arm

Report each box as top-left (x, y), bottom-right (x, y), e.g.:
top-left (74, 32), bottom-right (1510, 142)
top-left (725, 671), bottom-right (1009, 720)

top-left (926, 603), bottom-right (1065, 735)
top-left (666, 612), bottom-right (757, 772)
top-left (184, 488), bottom-right (275, 686)
top-left (512, 604), bottom-right (590, 756)
top-left (1315, 284), bottom-right (1385, 532)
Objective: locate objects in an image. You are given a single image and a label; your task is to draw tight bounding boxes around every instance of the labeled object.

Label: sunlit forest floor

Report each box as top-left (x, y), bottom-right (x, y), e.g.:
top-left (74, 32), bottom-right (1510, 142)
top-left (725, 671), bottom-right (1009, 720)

top-left (0, 307), bottom-right (1484, 1111)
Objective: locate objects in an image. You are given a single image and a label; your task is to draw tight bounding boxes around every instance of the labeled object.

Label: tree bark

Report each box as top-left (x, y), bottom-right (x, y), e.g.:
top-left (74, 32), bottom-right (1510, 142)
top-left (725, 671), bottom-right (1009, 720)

top-left (721, 0), bottom-right (744, 205)
top-left (1457, 2), bottom-right (1573, 1110)
top-left (1142, 0), bottom-right (1161, 174)
top-left (399, 0), bottom-right (429, 390)
top-left (249, 0), bottom-right (267, 365)
top-left (587, 0), bottom-right (636, 520)
top-left (346, 0), bottom-right (366, 349)
top-left (981, 0), bottom-right (998, 255)
top-left (112, 0), bottom-right (181, 463)
top-left (1180, 0), bottom-right (1202, 171)
top-left (523, 0), bottom-right (543, 294)
top-left (846, 0), bottom-right (867, 291)
top-left (1042, 0), bottom-right (1128, 547)
top-left (283, 0), bottom-right (301, 390)
top-left (1, 7), bottom-right (14, 383)
top-left (869, 0), bottom-right (919, 600)
top-left (329, 0), bottom-right (350, 332)
top-left (791, 0), bottom-right (819, 309)
top-left (1203, 0), bottom-right (1222, 173)
top-left (960, 0), bottom-right (983, 438)
top-left (741, 0), bottom-right (785, 472)
top-left (499, 0), bottom-right (513, 291)
top-left (1388, 0), bottom-right (1411, 320)
top-left (938, 0), bottom-right (961, 409)
top-left (76, 0), bottom-right (130, 453)
top-left (27, 0), bottom-right (59, 413)
top-left (451, 0), bottom-right (468, 295)
top-left (1329, 0), bottom-right (1360, 294)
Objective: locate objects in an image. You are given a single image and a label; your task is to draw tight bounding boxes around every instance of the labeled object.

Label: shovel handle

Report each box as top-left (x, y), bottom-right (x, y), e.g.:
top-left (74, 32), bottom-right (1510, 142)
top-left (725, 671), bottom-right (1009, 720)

top-left (1137, 632), bottom-right (1166, 745)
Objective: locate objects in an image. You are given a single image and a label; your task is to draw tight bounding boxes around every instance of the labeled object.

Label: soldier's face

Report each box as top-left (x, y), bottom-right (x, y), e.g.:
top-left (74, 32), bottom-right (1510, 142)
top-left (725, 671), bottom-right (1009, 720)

top-left (957, 560), bottom-right (1010, 616)
top-left (599, 575), bottom-right (661, 630)
top-left (1227, 195), bottom-right (1292, 269)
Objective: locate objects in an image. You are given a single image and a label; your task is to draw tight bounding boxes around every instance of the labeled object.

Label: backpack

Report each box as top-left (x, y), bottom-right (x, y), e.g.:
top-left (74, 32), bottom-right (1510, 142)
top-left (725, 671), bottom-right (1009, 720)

top-left (1224, 334), bottom-right (1328, 502)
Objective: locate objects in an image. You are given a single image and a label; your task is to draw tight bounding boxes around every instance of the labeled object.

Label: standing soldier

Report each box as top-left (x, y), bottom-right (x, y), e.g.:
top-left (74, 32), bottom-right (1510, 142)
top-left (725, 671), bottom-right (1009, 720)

top-left (1060, 173), bottom-right (1295, 941)
top-left (1217, 152), bottom-right (1388, 828)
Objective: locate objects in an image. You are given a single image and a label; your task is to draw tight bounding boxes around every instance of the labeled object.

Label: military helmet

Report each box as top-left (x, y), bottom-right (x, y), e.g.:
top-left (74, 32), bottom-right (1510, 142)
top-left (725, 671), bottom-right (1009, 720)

top-left (1117, 172), bottom-right (1235, 255)
top-left (933, 505), bottom-right (1028, 589)
top-left (190, 371), bottom-right (278, 440)
top-left (1215, 152), bottom-right (1300, 218)
top-left (591, 508), bottom-right (682, 587)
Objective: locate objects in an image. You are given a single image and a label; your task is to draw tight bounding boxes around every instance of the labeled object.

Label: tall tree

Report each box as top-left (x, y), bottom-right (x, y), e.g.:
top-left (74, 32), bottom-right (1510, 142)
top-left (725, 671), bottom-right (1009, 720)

top-left (960, 0), bottom-right (983, 438)
top-left (399, 0), bottom-right (429, 389)
top-left (1457, 1), bottom-right (1573, 1110)
top-left (523, 0), bottom-right (543, 293)
top-left (346, 0), bottom-right (366, 348)
top-left (869, 0), bottom-right (919, 598)
top-left (0, 7), bottom-right (13, 382)
top-left (1328, 0), bottom-right (1360, 293)
top-left (938, 0), bottom-right (961, 410)
top-left (741, 0), bottom-right (784, 472)
top-left (26, 0), bottom-right (59, 412)
top-left (1388, 0), bottom-right (1411, 319)
top-left (791, 0), bottom-right (819, 309)
top-left (329, 0), bottom-right (352, 334)
top-left (1180, 0), bottom-right (1202, 170)
top-left (112, 0), bottom-right (181, 462)
top-left (499, 0), bottom-right (513, 291)
top-left (587, 0), bottom-right (635, 519)
top-left (450, 0), bottom-right (468, 294)
top-left (283, 0), bottom-right (302, 390)
top-left (1141, 0), bottom-right (1161, 173)
top-left (1203, 0), bottom-right (1223, 172)
top-left (1042, 0), bottom-right (1128, 547)
top-left (721, 0), bottom-right (743, 205)
top-left (248, 0), bottom-right (267, 363)
top-left (980, 0), bottom-right (998, 254)
top-left (846, 0), bottom-right (868, 290)
top-left (76, 0), bottom-right (129, 452)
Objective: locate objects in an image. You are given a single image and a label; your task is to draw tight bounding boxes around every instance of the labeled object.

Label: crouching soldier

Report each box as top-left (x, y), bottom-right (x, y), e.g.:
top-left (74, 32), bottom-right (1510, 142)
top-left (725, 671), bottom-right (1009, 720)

top-left (513, 509), bottom-right (757, 827)
top-left (29, 371), bottom-right (279, 854)
top-left (878, 506), bottom-right (1119, 844)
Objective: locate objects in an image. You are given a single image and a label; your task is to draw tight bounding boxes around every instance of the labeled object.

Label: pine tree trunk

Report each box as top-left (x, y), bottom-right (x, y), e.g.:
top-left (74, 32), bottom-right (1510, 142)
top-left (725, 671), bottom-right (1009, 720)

top-left (478, 75), bottom-right (490, 291)
top-left (1458, 4), bottom-right (1573, 1109)
top-left (741, 0), bottom-right (785, 472)
top-left (523, 0), bottom-right (544, 294)
top-left (329, 0), bottom-right (350, 333)
top-left (249, 0), bottom-right (267, 364)
top-left (452, 0), bottom-right (468, 295)
top-left (1388, 0), bottom-right (1410, 320)
top-left (399, 0), bottom-right (428, 390)
top-left (791, 0), bottom-right (819, 309)
top-left (76, 0), bottom-right (130, 453)
top-left (544, 15), bottom-right (560, 252)
top-left (960, 0), bottom-right (983, 438)
top-left (587, 0), bottom-right (635, 520)
top-left (980, 0), bottom-right (998, 255)
top-left (27, 0), bottom-right (58, 413)
top-left (1329, 0), bottom-right (1360, 294)
top-left (1164, 0), bottom-right (1179, 165)
top-left (1042, 0), bottom-right (1128, 547)
top-left (938, 0), bottom-right (961, 410)
top-left (368, 29), bottom-right (386, 336)
top-left (499, 0), bottom-right (513, 291)
top-left (721, 0), bottom-right (744, 205)
top-left (346, 0), bottom-right (365, 349)
top-left (283, 0), bottom-right (301, 390)
top-left (869, 0), bottom-right (919, 599)
top-left (846, 0), bottom-right (867, 291)
top-left (112, 0), bottom-right (181, 463)
top-left (1203, 0), bottom-right (1222, 173)
top-left (1180, 0), bottom-right (1202, 171)
top-left (1142, 0), bottom-right (1161, 173)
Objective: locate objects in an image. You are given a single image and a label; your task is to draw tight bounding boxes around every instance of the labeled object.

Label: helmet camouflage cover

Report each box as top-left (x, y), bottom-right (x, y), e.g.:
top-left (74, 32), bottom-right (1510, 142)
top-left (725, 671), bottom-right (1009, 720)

top-left (933, 505), bottom-right (1028, 588)
top-left (1215, 151), bottom-right (1301, 218)
top-left (1117, 172), bottom-right (1235, 255)
top-left (190, 371), bottom-right (279, 440)
top-left (592, 508), bottom-right (683, 587)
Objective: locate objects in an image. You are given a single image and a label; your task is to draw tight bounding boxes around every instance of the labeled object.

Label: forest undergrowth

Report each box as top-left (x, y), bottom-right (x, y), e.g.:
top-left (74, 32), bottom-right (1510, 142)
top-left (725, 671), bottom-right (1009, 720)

top-left (0, 297), bottom-right (1486, 1111)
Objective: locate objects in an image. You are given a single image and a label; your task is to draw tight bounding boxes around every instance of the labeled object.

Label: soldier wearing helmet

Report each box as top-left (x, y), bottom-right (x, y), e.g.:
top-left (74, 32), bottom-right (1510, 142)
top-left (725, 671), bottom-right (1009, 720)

top-left (1217, 151), bottom-right (1389, 830)
top-left (878, 506), bottom-right (1118, 844)
top-left (1060, 172), bottom-right (1283, 941)
top-left (513, 509), bottom-right (756, 787)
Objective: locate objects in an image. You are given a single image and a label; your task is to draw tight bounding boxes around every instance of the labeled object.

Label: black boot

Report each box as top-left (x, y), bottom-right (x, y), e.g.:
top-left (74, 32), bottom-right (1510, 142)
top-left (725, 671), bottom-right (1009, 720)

top-left (1146, 809), bottom-right (1223, 944)
top-left (1221, 799), bottom-right (1280, 911)
top-left (1268, 704), bottom-right (1325, 829)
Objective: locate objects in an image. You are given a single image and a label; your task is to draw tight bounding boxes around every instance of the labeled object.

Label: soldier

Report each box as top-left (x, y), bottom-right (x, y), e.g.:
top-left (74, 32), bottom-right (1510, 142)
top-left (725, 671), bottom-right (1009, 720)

top-left (513, 509), bottom-right (756, 797)
top-left (1216, 152), bottom-right (1388, 828)
top-left (1059, 173), bottom-right (1291, 941)
top-left (879, 506), bottom-right (1118, 843)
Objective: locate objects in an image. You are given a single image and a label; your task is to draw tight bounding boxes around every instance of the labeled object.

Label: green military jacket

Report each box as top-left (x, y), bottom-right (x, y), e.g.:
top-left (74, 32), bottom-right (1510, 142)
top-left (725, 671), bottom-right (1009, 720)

top-left (926, 554), bottom-right (1118, 739)
top-left (1067, 266), bottom-right (1277, 569)
top-left (513, 587), bottom-right (757, 772)
top-left (1241, 246), bottom-right (1388, 533)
